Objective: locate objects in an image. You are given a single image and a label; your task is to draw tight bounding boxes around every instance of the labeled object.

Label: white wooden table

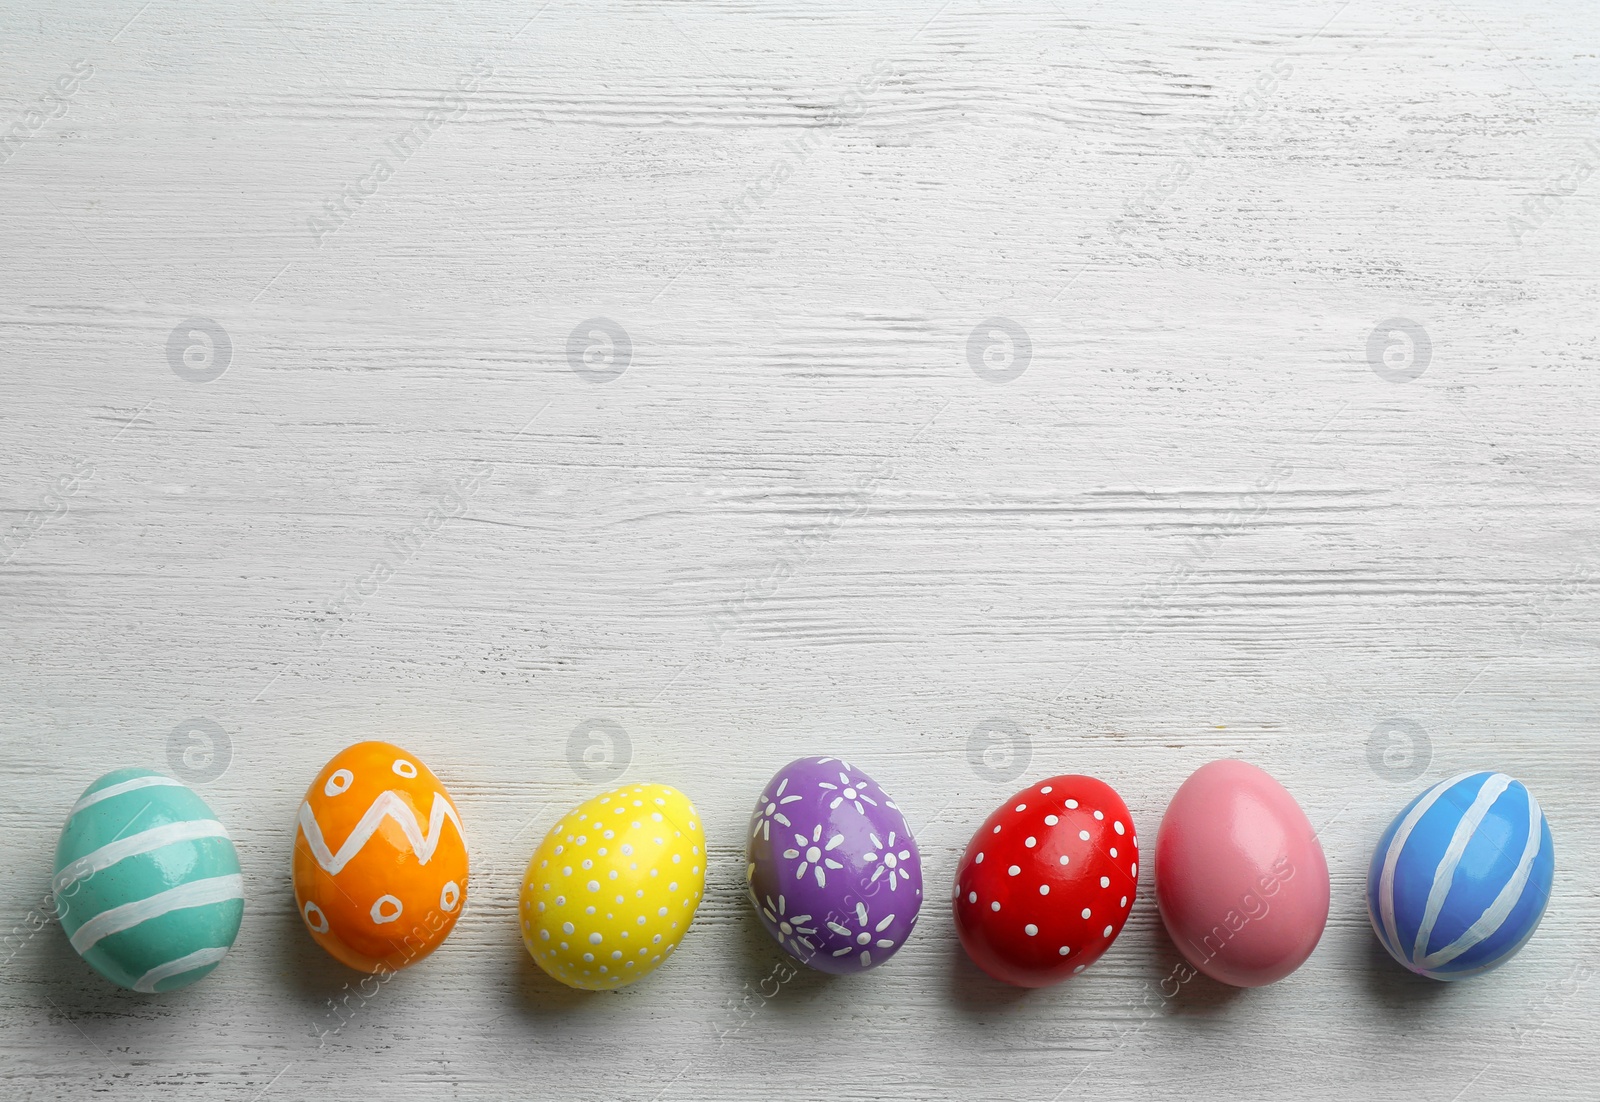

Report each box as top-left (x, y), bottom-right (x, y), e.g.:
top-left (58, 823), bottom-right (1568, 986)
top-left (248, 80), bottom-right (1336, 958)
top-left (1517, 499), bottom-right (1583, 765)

top-left (3, 1), bottom-right (1597, 1098)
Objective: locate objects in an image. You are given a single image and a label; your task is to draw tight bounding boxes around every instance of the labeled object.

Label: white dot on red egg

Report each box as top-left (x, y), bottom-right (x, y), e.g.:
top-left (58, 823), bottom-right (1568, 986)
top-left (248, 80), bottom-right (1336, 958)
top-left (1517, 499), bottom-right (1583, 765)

top-left (1058, 855), bottom-right (1070, 866)
top-left (1079, 830), bottom-right (1091, 841)
top-left (1100, 876), bottom-right (1110, 888)
top-left (1102, 925), bottom-right (1113, 937)
top-left (1093, 810), bottom-right (1104, 820)
top-left (1024, 837), bottom-right (1037, 848)
top-left (1058, 946), bottom-right (1071, 956)
top-left (968, 891), bottom-right (977, 903)
top-left (1131, 862), bottom-right (1138, 877)
top-left (1073, 964), bottom-right (1085, 974)
top-left (1110, 848), bottom-right (1118, 858)
top-left (1039, 885), bottom-right (1050, 896)
top-left (1008, 865), bottom-right (1021, 876)
top-left (975, 852), bottom-right (984, 864)
top-left (1041, 786), bottom-right (1053, 794)
top-left (1066, 799), bottom-right (1079, 809)
top-left (1015, 803), bottom-right (1026, 812)
top-left (1025, 924), bottom-right (1038, 936)
top-left (1121, 896), bottom-right (1128, 907)
top-left (1081, 908), bottom-right (1091, 919)
top-left (992, 825), bottom-right (1001, 834)
top-left (1044, 815), bottom-right (1058, 826)
top-left (991, 901), bottom-right (1001, 912)
top-left (1114, 821), bottom-right (1125, 835)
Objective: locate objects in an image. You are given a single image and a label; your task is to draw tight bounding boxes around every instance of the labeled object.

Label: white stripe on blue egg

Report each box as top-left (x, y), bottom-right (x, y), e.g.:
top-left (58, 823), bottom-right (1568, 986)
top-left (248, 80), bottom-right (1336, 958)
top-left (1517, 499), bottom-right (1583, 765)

top-left (1367, 771), bottom-right (1554, 980)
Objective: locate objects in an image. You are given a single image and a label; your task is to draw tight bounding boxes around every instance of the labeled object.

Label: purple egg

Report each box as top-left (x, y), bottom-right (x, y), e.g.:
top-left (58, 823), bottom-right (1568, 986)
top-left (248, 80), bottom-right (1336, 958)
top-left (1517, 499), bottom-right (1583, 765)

top-left (745, 756), bottom-right (923, 973)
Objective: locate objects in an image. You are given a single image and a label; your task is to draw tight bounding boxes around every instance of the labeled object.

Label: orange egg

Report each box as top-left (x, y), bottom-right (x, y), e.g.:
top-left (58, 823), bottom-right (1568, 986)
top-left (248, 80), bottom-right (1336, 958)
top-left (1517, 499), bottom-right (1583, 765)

top-left (292, 741), bottom-right (469, 973)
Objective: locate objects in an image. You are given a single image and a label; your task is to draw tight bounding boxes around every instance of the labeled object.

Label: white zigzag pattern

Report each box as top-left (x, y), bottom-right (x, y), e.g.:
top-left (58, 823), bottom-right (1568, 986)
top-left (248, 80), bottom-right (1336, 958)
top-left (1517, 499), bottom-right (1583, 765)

top-left (297, 791), bottom-right (464, 876)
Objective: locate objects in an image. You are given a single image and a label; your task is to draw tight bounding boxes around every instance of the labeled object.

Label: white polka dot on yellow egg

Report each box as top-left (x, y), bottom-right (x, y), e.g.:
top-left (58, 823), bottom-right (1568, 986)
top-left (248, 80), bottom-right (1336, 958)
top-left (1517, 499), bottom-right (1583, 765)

top-left (520, 783), bottom-right (705, 991)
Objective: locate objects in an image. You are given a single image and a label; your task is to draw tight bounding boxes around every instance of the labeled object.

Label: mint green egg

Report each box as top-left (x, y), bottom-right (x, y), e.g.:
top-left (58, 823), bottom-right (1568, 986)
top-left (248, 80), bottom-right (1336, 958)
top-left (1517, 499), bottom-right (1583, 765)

top-left (53, 769), bottom-right (243, 992)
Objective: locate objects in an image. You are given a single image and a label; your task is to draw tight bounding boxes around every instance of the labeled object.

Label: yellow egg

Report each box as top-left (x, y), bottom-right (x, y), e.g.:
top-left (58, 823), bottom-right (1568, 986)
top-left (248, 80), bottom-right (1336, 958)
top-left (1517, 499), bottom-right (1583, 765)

top-left (519, 782), bottom-right (705, 990)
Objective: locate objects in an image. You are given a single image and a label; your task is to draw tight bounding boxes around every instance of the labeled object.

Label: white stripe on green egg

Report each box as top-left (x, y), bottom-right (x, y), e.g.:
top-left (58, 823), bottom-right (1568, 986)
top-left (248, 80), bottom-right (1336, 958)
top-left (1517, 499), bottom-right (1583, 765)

top-left (53, 768), bottom-right (244, 993)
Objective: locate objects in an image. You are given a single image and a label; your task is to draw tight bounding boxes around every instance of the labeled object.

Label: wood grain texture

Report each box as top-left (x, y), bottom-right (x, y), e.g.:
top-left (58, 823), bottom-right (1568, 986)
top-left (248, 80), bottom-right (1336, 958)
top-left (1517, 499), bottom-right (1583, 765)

top-left (2, 0), bottom-right (1598, 1097)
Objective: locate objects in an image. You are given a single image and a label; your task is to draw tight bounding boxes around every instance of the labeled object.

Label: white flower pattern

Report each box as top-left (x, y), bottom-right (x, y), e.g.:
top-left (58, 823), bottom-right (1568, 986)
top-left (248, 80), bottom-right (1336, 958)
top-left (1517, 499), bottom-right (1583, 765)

top-left (752, 777), bottom-right (802, 841)
top-left (783, 824), bottom-right (845, 888)
top-left (863, 830), bottom-right (913, 891)
top-left (759, 893), bottom-right (817, 956)
top-left (826, 900), bottom-right (899, 969)
top-left (817, 765), bottom-right (879, 816)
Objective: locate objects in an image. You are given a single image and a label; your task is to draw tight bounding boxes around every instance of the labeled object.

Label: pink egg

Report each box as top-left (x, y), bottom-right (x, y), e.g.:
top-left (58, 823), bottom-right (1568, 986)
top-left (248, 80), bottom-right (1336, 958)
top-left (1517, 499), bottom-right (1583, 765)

top-left (1154, 759), bottom-right (1329, 987)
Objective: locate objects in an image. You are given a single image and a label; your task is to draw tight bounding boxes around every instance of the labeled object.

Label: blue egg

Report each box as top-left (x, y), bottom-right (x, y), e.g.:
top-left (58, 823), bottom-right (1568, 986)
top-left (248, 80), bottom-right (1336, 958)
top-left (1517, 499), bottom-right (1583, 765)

top-left (54, 769), bottom-right (244, 992)
top-left (1367, 771), bottom-right (1554, 980)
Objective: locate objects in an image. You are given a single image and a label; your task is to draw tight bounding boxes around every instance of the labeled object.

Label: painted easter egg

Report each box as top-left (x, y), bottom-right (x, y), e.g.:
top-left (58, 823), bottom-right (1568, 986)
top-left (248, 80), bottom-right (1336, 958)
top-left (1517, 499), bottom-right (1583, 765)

top-left (953, 775), bottom-right (1138, 987)
top-left (1155, 759), bottom-right (1329, 988)
top-left (53, 769), bottom-right (243, 992)
top-left (1367, 770), bottom-right (1554, 980)
top-left (292, 741), bottom-right (469, 973)
top-left (520, 782), bottom-right (705, 990)
top-left (745, 757), bottom-right (922, 974)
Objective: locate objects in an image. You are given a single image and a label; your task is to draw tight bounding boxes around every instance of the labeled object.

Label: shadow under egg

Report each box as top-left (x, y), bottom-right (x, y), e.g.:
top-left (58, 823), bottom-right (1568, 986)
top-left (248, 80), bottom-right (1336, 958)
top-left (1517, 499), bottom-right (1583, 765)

top-left (1357, 925), bottom-right (1458, 1010)
top-left (724, 900), bottom-right (841, 1024)
top-left (507, 932), bottom-right (610, 1014)
top-left (271, 890), bottom-right (376, 1002)
top-left (941, 935), bottom-right (1047, 1017)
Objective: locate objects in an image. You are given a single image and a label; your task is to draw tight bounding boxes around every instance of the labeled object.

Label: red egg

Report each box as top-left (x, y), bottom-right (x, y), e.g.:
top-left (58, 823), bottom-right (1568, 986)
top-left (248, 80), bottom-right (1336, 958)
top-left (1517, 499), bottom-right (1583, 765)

top-left (953, 775), bottom-right (1139, 987)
